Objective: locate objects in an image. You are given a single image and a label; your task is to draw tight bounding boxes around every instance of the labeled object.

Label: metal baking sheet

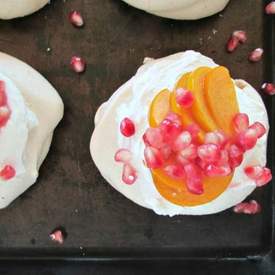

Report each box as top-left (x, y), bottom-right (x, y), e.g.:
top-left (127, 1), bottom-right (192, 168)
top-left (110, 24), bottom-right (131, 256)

top-left (0, 0), bottom-right (273, 260)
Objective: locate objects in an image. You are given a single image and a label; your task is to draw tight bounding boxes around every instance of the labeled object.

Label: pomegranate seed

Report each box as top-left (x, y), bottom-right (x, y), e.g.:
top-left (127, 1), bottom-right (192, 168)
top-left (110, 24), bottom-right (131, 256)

top-left (122, 164), bottom-right (137, 185)
top-left (218, 149), bottom-right (229, 166)
top-left (160, 145), bottom-right (172, 160)
top-left (143, 127), bottom-right (164, 148)
top-left (227, 36), bottom-right (239, 53)
top-left (233, 113), bottom-right (249, 133)
top-left (164, 164), bottom-right (185, 179)
top-left (70, 56), bottom-right (86, 73)
top-left (114, 149), bottom-right (132, 163)
top-left (197, 143), bottom-right (221, 163)
top-left (50, 230), bottom-right (65, 244)
top-left (120, 117), bottom-right (135, 137)
top-left (261, 83), bottom-right (275, 95)
top-left (144, 146), bottom-right (164, 169)
top-left (186, 124), bottom-right (200, 140)
top-left (0, 165), bottom-right (16, 180)
top-left (256, 168), bottom-right (272, 187)
top-left (265, 1), bottom-right (275, 14)
top-left (237, 128), bottom-right (258, 150)
top-left (233, 200), bottom-right (261, 214)
top-left (160, 118), bottom-right (182, 144)
top-left (177, 144), bottom-right (197, 165)
top-left (205, 164), bottom-right (231, 177)
top-left (69, 11), bottom-right (84, 27)
top-left (205, 131), bottom-right (228, 147)
top-left (0, 106), bottom-right (10, 128)
top-left (233, 30), bottom-right (247, 43)
top-left (245, 166), bottom-right (272, 187)
top-left (228, 144), bottom-right (244, 168)
top-left (248, 48), bottom-right (264, 62)
top-left (172, 131), bottom-right (192, 152)
top-left (249, 122), bottom-right (266, 138)
top-left (165, 112), bottom-right (182, 125)
top-left (184, 164), bottom-right (204, 195)
top-left (0, 81), bottom-right (7, 106)
top-left (175, 88), bottom-right (194, 108)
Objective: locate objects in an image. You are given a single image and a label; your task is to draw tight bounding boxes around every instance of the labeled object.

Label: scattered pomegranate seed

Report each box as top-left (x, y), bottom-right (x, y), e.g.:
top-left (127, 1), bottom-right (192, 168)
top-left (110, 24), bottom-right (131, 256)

top-left (233, 113), bottom-right (249, 133)
top-left (205, 164), bottom-right (231, 177)
top-left (227, 36), bottom-right (239, 53)
top-left (184, 164), bottom-right (204, 195)
top-left (165, 112), bottom-right (182, 125)
top-left (70, 56), bottom-right (86, 73)
top-left (197, 143), bottom-right (221, 164)
top-left (261, 83), bottom-right (275, 95)
top-left (0, 165), bottom-right (16, 180)
top-left (233, 200), bottom-right (261, 214)
top-left (69, 11), bottom-right (84, 27)
top-left (0, 81), bottom-right (7, 106)
top-left (160, 117), bottom-right (182, 144)
top-left (245, 166), bottom-right (272, 187)
top-left (172, 131), bottom-right (192, 152)
top-left (114, 149), bottom-right (132, 163)
top-left (175, 88), bottom-right (194, 108)
top-left (0, 106), bottom-right (11, 128)
top-left (122, 164), bottom-right (137, 185)
top-left (249, 122), bottom-right (266, 138)
top-left (144, 146), bottom-right (164, 169)
top-left (233, 30), bottom-right (247, 43)
top-left (164, 164), bottom-right (185, 179)
top-left (228, 144), bottom-right (244, 168)
top-left (186, 124), bottom-right (200, 140)
top-left (265, 1), bottom-right (275, 14)
top-left (248, 48), bottom-right (264, 62)
top-left (256, 167), bottom-right (272, 187)
top-left (120, 117), bottom-right (135, 137)
top-left (237, 128), bottom-right (258, 151)
top-left (50, 229), bottom-right (65, 244)
top-left (205, 131), bottom-right (227, 147)
top-left (143, 127), bottom-right (164, 148)
top-left (160, 145), bottom-right (172, 160)
top-left (217, 149), bottom-right (229, 166)
top-left (177, 144), bottom-right (197, 165)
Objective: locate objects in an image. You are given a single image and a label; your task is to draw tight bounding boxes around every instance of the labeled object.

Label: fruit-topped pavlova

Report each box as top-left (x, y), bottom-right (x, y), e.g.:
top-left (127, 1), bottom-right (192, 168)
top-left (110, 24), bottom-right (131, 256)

top-left (90, 50), bottom-right (271, 216)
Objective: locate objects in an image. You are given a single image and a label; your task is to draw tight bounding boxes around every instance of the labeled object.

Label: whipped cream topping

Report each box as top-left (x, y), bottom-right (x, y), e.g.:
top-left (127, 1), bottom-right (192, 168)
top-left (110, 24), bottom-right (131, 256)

top-left (91, 51), bottom-right (268, 216)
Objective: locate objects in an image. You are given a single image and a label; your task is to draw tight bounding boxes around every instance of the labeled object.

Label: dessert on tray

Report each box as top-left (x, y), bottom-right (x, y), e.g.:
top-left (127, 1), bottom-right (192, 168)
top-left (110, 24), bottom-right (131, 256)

top-left (122, 0), bottom-right (230, 20)
top-left (90, 51), bottom-right (271, 216)
top-left (0, 52), bottom-right (63, 208)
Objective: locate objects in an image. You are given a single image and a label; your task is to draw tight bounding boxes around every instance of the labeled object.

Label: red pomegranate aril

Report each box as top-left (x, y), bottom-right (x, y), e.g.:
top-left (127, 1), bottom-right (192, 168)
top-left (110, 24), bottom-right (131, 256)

top-left (164, 164), bottom-right (185, 179)
top-left (217, 149), bottom-right (229, 166)
top-left (122, 164), bottom-right (137, 185)
top-left (160, 118), bottom-right (182, 143)
top-left (177, 144), bottom-right (197, 165)
top-left (0, 81), bottom-right (7, 106)
top-left (0, 165), bottom-right (16, 180)
top-left (197, 143), bottom-right (221, 163)
top-left (261, 83), bottom-right (275, 95)
top-left (228, 144), bottom-right (244, 168)
top-left (233, 200), bottom-right (261, 214)
top-left (205, 131), bottom-right (228, 147)
top-left (205, 164), bottom-right (232, 177)
top-left (172, 131), bottom-right (192, 152)
top-left (175, 88), bottom-right (194, 108)
top-left (50, 230), bottom-right (65, 244)
top-left (249, 122), bottom-right (266, 138)
top-left (184, 164), bottom-right (204, 195)
top-left (120, 117), bottom-right (135, 137)
top-left (237, 128), bottom-right (258, 151)
top-left (227, 36), bottom-right (239, 53)
top-left (245, 165), bottom-right (264, 179)
top-left (248, 48), bottom-right (264, 62)
top-left (186, 124), bottom-right (200, 140)
top-left (255, 167), bottom-right (272, 187)
top-left (265, 1), bottom-right (275, 14)
top-left (233, 113), bottom-right (249, 133)
top-left (114, 149), bottom-right (132, 163)
top-left (144, 146), bottom-right (164, 169)
top-left (69, 11), bottom-right (84, 27)
top-left (160, 145), bottom-right (172, 160)
top-left (70, 56), bottom-right (86, 73)
top-left (233, 30), bottom-right (247, 43)
top-left (0, 106), bottom-right (10, 127)
top-left (143, 127), bottom-right (164, 148)
top-left (165, 112), bottom-right (182, 125)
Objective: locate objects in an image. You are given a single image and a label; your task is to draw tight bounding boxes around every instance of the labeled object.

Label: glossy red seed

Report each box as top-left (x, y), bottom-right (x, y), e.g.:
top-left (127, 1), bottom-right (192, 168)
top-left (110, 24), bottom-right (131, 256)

top-left (120, 117), bottom-right (135, 137)
top-left (143, 127), bottom-right (164, 148)
top-left (237, 128), bottom-right (258, 150)
top-left (0, 81), bottom-right (7, 106)
top-left (205, 164), bottom-right (231, 177)
top-left (233, 200), bottom-right (261, 214)
top-left (69, 11), bottom-right (84, 27)
top-left (261, 83), bottom-right (275, 95)
top-left (228, 144), bottom-right (244, 168)
top-left (175, 88), bottom-right (194, 108)
top-left (114, 149), bottom-right (132, 163)
top-left (256, 168), bottom-right (272, 187)
top-left (265, 1), bottom-right (275, 14)
top-left (50, 230), bottom-right (64, 244)
top-left (177, 144), bottom-right (197, 165)
top-left (0, 165), bottom-right (16, 180)
top-left (144, 146), bottom-right (164, 169)
top-left (217, 149), bottom-right (229, 166)
top-left (184, 164), bottom-right (204, 195)
top-left (249, 122), bottom-right (266, 138)
top-left (227, 36), bottom-right (239, 53)
top-left (197, 143), bottom-right (221, 163)
top-left (160, 118), bottom-right (182, 143)
top-left (70, 56), bottom-right (86, 73)
top-left (248, 48), bottom-right (264, 62)
top-left (233, 30), bottom-right (247, 43)
top-left (0, 106), bottom-right (11, 128)
top-left (233, 113), bottom-right (249, 133)
top-left (165, 112), bottom-right (182, 125)
top-left (122, 164), bottom-right (137, 185)
top-left (160, 145), bottom-right (172, 160)
top-left (245, 165), bottom-right (264, 179)
top-left (172, 131), bottom-right (192, 152)
top-left (205, 131), bottom-right (228, 147)
top-left (186, 124), bottom-right (200, 140)
top-left (164, 164), bottom-right (185, 179)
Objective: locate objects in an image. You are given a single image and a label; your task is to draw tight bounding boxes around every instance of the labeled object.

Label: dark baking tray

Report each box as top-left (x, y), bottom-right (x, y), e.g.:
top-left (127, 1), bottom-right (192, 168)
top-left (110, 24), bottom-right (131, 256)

top-left (0, 0), bottom-right (273, 262)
